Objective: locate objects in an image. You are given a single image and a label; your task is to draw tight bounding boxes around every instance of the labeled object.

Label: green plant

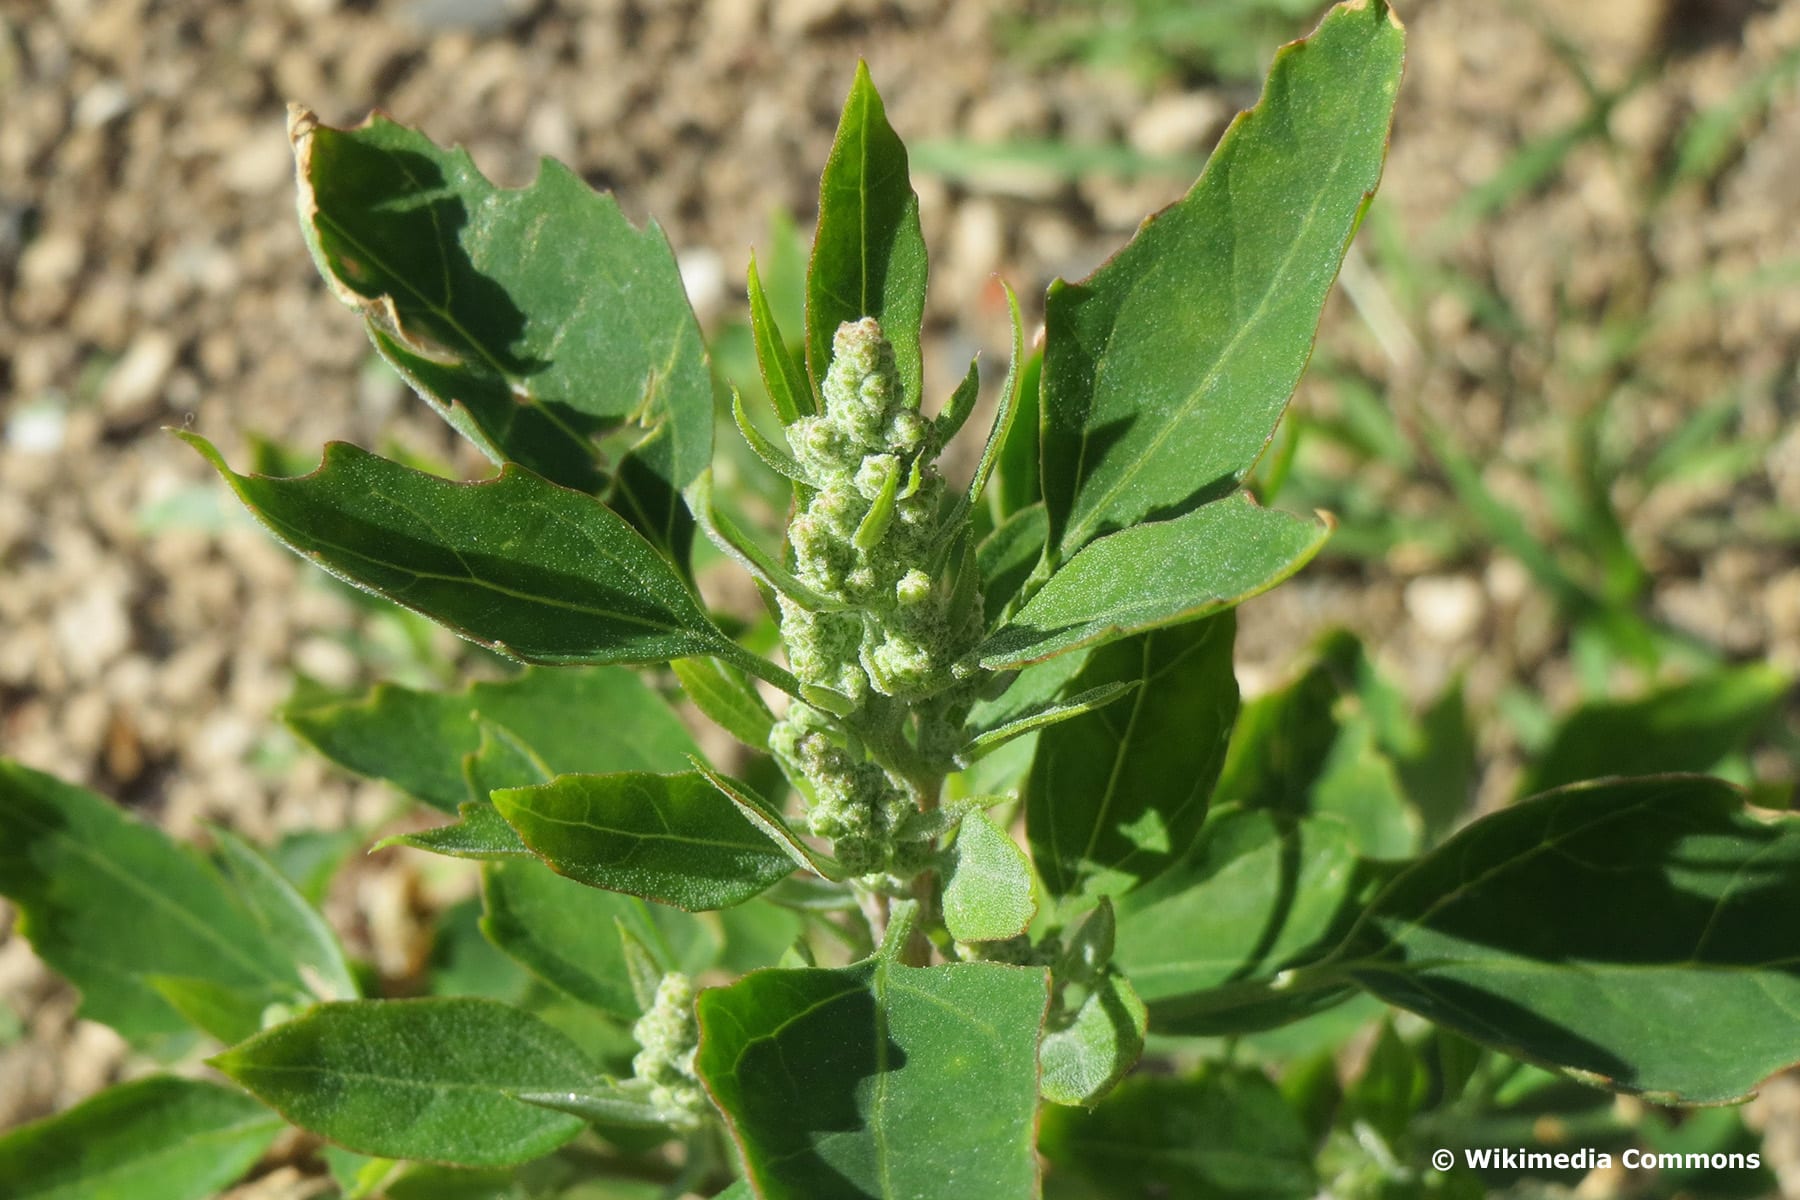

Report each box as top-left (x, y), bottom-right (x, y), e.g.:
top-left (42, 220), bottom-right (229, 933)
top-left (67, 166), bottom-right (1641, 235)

top-left (2, 4), bottom-right (1797, 1198)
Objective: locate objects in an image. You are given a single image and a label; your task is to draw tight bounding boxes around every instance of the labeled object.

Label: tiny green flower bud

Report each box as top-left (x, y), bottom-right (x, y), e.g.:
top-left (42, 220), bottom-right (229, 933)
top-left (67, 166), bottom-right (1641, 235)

top-left (895, 569), bottom-right (931, 607)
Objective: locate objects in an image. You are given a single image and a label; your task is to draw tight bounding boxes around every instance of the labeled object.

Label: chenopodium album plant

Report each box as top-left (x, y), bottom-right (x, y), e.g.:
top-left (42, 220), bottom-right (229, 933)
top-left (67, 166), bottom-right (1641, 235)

top-left (4, 3), bottom-right (1800, 1198)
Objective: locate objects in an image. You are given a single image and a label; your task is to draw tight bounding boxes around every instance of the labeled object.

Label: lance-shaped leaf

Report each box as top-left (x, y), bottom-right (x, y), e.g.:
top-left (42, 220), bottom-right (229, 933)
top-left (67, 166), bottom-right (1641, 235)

top-left (492, 772), bottom-right (796, 911)
top-left (695, 957), bottom-right (1049, 1200)
top-left (1040, 1069), bottom-right (1318, 1200)
top-left (212, 827), bottom-right (359, 1002)
top-left (187, 437), bottom-right (778, 682)
top-left (0, 761), bottom-right (301, 1045)
top-left (807, 61), bottom-right (928, 407)
top-left (942, 810), bottom-right (1037, 942)
top-left (290, 106), bottom-right (711, 494)
top-left (1039, 0), bottom-right (1404, 556)
top-left (292, 665), bottom-right (697, 847)
top-left (980, 494), bottom-right (1328, 669)
top-left (0, 1076), bottom-right (283, 1200)
top-left (691, 762), bottom-right (844, 880)
top-left (748, 253), bottom-right (814, 423)
top-left (958, 679), bottom-right (1137, 764)
top-left (1113, 806), bottom-right (1361, 1034)
top-left (1027, 615), bottom-right (1238, 903)
top-left (1340, 776), bottom-right (1800, 1104)
top-left (212, 998), bottom-right (596, 1167)
top-left (672, 657), bottom-right (776, 750)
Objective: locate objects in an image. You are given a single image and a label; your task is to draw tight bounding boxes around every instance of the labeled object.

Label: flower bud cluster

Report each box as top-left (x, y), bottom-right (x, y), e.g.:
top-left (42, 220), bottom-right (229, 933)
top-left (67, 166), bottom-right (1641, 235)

top-left (767, 318), bottom-right (983, 877)
top-left (630, 972), bottom-right (707, 1130)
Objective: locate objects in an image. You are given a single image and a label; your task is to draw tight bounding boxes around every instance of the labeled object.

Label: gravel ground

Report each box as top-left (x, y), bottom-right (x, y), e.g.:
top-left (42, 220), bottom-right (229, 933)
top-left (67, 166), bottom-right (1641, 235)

top-left (3, 0), bottom-right (1799, 1189)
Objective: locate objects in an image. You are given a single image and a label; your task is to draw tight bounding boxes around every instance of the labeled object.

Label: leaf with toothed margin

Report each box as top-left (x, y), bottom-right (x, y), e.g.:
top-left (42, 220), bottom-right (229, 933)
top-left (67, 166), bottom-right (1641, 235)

top-left (694, 952), bottom-right (1049, 1200)
top-left (1039, 0), bottom-right (1404, 558)
top-left (492, 772), bottom-right (797, 911)
top-left (807, 61), bottom-right (928, 408)
top-left (289, 106), bottom-right (712, 497)
top-left (980, 494), bottom-right (1327, 670)
top-left (184, 436), bottom-right (793, 692)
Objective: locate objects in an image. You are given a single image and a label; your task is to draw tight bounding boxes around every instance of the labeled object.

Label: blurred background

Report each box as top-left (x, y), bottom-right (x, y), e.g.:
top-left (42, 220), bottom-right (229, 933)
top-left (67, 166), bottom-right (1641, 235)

top-left (3, 0), bottom-right (1799, 1193)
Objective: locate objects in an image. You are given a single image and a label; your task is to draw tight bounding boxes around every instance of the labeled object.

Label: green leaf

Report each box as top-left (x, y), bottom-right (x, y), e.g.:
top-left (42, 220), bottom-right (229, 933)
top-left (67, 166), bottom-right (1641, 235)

top-left (291, 107), bottom-right (712, 495)
top-left (480, 855), bottom-right (719, 1015)
top-left (187, 437), bottom-right (752, 673)
top-left (0, 1076), bottom-right (282, 1200)
top-left (296, 666), bottom-right (698, 829)
top-left (1114, 806), bottom-right (1360, 1034)
top-left (691, 762), bottom-right (844, 880)
top-left (1040, 969), bottom-right (1147, 1107)
top-left (492, 772), bottom-right (796, 910)
top-left (748, 252), bottom-right (815, 423)
top-left (1027, 615), bottom-right (1238, 903)
top-left (1039, 0), bottom-right (1403, 556)
top-left (212, 997), bottom-right (595, 1166)
top-left (1342, 776), bottom-right (1800, 1103)
top-left (942, 810), bottom-right (1038, 942)
top-left (147, 976), bottom-right (289, 1046)
top-left (994, 350), bottom-right (1042, 521)
top-left (387, 800), bottom-right (533, 860)
top-left (731, 388), bottom-right (808, 483)
top-left (695, 957), bottom-right (1049, 1200)
top-left (1040, 1068), bottom-right (1318, 1200)
top-left (1520, 665), bottom-right (1790, 796)
top-left (980, 494), bottom-right (1328, 669)
top-left (959, 680), bottom-right (1137, 764)
top-left (212, 827), bottom-right (359, 1002)
top-left (672, 657), bottom-right (776, 750)
top-left (807, 60), bottom-right (929, 408)
top-left (513, 1082), bottom-right (671, 1129)
top-left (976, 502), bottom-right (1049, 626)
top-left (1213, 628), bottom-right (1420, 859)
top-left (0, 761), bottom-right (299, 1044)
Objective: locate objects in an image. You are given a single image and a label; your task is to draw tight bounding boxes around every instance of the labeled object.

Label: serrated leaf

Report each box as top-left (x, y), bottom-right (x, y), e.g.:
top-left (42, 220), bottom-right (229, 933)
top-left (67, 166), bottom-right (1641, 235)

top-left (1040, 969), bottom-right (1147, 1107)
top-left (943, 810), bottom-right (1037, 942)
top-left (1113, 806), bottom-right (1360, 1035)
top-left (1520, 665), bottom-right (1790, 796)
top-left (0, 761), bottom-right (300, 1044)
top-left (695, 957), bottom-right (1049, 1200)
top-left (187, 437), bottom-right (762, 675)
top-left (1341, 776), bottom-right (1800, 1103)
top-left (480, 858), bottom-right (717, 1021)
top-left (291, 107), bottom-right (711, 495)
top-left (1027, 616), bottom-right (1238, 903)
top-left (212, 827), bottom-right (359, 1002)
top-left (493, 772), bottom-right (795, 911)
top-left (212, 997), bottom-right (595, 1167)
top-left (1040, 0), bottom-right (1404, 556)
top-left (980, 494), bottom-right (1328, 669)
top-left (0, 1076), bottom-right (282, 1200)
top-left (290, 665), bottom-right (697, 819)
top-left (1040, 1068), bottom-right (1317, 1200)
top-left (807, 61), bottom-right (929, 407)
top-left (672, 657), bottom-right (776, 750)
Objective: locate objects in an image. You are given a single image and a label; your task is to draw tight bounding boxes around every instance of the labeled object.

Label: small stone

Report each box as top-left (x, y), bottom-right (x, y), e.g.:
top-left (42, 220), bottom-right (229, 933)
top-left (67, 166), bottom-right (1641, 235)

top-left (54, 579), bottom-right (134, 680)
top-left (1128, 92), bottom-right (1226, 159)
top-left (100, 331), bottom-right (178, 419)
top-left (1404, 574), bottom-right (1485, 643)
